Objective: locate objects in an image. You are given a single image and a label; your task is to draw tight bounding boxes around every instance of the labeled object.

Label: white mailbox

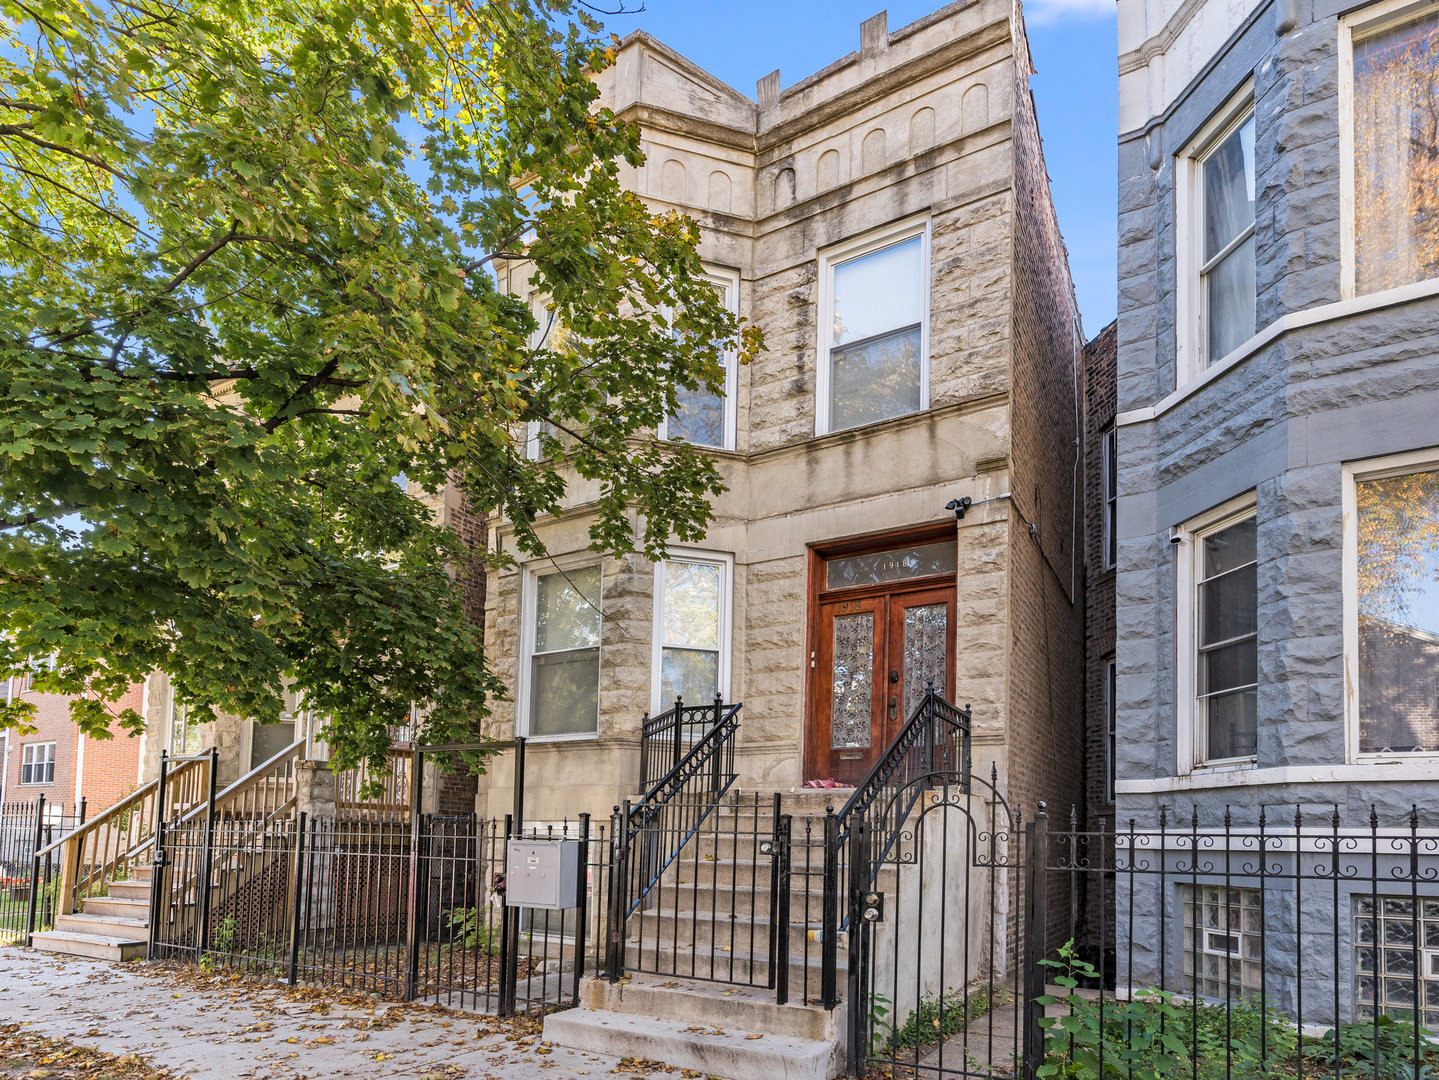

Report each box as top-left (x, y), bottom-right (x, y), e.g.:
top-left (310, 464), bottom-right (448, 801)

top-left (505, 838), bottom-right (583, 910)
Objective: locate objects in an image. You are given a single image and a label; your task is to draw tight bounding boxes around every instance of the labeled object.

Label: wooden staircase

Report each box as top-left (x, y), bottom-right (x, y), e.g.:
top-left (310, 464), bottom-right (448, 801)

top-left (35, 863), bottom-right (154, 961)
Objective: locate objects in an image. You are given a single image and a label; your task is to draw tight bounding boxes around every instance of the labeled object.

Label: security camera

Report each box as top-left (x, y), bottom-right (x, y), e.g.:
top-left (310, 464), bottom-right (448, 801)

top-left (945, 496), bottom-right (973, 520)
top-left (1168, 526), bottom-right (1187, 545)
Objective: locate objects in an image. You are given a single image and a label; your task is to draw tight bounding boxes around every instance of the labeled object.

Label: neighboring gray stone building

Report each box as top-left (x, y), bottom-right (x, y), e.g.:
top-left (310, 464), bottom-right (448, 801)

top-left (1115, 0), bottom-right (1439, 1016)
top-left (477, 0), bottom-right (1087, 827)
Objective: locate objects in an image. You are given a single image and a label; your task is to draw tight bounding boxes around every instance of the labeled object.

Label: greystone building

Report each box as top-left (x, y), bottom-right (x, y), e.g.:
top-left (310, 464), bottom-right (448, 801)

top-left (1115, 0), bottom-right (1439, 1021)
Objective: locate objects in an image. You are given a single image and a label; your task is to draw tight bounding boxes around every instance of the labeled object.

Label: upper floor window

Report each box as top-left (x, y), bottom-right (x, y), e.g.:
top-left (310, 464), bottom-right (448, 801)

top-left (523, 563), bottom-right (602, 738)
top-left (661, 271), bottom-right (740, 452)
top-left (1345, 450), bottom-right (1439, 754)
top-left (20, 742), bottom-right (55, 785)
top-left (1178, 498), bottom-right (1258, 769)
top-left (1177, 91), bottom-right (1255, 380)
top-left (652, 554), bottom-right (731, 712)
top-left (169, 701), bottom-right (203, 757)
top-left (817, 220), bottom-right (930, 434)
top-left (1346, 3), bottom-right (1439, 295)
top-left (1102, 427), bottom-right (1118, 571)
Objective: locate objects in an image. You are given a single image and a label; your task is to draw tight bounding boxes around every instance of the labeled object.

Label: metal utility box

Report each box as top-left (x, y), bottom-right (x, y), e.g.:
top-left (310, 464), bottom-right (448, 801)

top-left (504, 838), bottom-right (583, 910)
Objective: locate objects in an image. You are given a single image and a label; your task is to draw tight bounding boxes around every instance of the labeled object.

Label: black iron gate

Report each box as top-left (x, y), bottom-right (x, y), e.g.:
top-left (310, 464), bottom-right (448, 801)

top-left (843, 768), bottom-right (1047, 1080)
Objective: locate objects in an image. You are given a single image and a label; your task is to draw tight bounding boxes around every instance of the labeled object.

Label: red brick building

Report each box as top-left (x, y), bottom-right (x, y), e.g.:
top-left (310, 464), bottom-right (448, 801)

top-left (2, 676), bottom-right (145, 812)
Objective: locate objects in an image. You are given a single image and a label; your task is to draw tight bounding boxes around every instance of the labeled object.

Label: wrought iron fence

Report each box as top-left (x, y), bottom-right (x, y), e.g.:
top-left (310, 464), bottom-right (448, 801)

top-left (0, 797), bottom-right (82, 945)
top-left (637, 696), bottom-right (740, 794)
top-left (150, 811), bottom-right (610, 1017)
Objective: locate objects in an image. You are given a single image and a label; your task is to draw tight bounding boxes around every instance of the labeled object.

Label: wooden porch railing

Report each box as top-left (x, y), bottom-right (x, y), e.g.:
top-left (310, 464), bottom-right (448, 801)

top-left (209, 739), bottom-right (302, 824)
top-left (335, 749), bottom-right (412, 821)
top-left (39, 751), bottom-right (213, 917)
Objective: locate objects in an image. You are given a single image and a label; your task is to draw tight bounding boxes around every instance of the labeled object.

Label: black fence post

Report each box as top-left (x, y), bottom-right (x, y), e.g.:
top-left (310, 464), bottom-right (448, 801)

top-left (573, 813), bottom-right (591, 1006)
top-left (145, 820), bottom-right (166, 960)
top-left (774, 811), bottom-right (792, 1007)
top-left (846, 817), bottom-right (871, 1079)
top-left (605, 804), bottom-right (628, 982)
top-left (403, 747), bottom-right (425, 1002)
top-left (287, 812), bottom-right (307, 986)
top-left (24, 794), bottom-right (45, 945)
top-left (672, 697), bottom-right (684, 776)
top-left (498, 813), bottom-right (515, 1017)
top-left (820, 807), bottom-right (839, 1010)
top-left (196, 746), bottom-right (220, 956)
top-left (1023, 805), bottom-right (1050, 1080)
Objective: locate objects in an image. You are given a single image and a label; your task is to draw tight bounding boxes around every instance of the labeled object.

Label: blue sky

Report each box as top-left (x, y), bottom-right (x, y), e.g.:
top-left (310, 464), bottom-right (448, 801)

top-left (601, 0), bottom-right (1119, 337)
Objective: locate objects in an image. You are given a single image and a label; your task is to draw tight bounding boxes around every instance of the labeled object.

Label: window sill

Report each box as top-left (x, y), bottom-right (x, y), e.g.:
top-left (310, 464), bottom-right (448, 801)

top-left (1119, 275), bottom-right (1439, 427)
top-left (1119, 758), bottom-right (1439, 794)
top-left (521, 732), bottom-right (600, 745)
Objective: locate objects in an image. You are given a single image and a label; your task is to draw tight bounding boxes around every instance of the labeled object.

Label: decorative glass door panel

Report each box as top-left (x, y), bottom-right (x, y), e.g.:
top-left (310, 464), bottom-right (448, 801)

top-left (809, 578), bottom-right (955, 785)
top-left (832, 611), bottom-right (877, 749)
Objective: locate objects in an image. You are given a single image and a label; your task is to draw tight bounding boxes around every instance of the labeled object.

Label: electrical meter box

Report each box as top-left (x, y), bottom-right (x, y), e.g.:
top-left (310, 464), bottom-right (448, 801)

top-left (504, 838), bottom-right (583, 910)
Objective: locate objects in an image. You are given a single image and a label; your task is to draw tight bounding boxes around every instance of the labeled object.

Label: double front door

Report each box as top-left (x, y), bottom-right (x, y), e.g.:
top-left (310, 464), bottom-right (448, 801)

top-left (806, 537), bottom-right (957, 785)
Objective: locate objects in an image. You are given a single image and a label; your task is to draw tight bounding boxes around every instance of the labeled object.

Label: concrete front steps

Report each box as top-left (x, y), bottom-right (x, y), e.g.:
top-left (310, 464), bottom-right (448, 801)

top-left (31, 865), bottom-right (153, 962)
top-left (544, 973), bottom-right (845, 1080)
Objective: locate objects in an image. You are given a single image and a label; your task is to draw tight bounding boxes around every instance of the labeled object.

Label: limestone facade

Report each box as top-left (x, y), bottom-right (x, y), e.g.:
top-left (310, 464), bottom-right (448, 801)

top-left (479, 0), bottom-right (1084, 827)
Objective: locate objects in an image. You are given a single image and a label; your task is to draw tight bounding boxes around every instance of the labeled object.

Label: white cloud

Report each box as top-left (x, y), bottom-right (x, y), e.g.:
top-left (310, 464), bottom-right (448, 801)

top-left (1024, 0), bottom-right (1116, 25)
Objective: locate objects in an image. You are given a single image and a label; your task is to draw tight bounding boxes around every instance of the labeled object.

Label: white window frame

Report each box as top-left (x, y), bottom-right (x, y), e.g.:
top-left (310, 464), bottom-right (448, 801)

top-left (1339, 0), bottom-right (1439, 300)
top-left (1342, 446), bottom-right (1439, 762)
top-left (1174, 84), bottom-right (1256, 385)
top-left (1175, 493), bottom-right (1259, 774)
top-left (517, 555), bottom-right (603, 742)
top-left (650, 551), bottom-right (734, 715)
top-left (20, 742), bottom-right (55, 786)
top-left (815, 216), bottom-right (932, 436)
top-left (658, 268), bottom-right (741, 453)
top-left (1102, 427), bottom-right (1118, 571)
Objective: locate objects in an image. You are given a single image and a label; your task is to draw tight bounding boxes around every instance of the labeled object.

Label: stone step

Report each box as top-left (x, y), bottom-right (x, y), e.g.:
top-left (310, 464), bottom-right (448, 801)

top-left (655, 854), bottom-right (897, 890)
top-left (543, 1006), bottom-right (838, 1080)
top-left (55, 912), bottom-right (149, 939)
top-left (79, 896), bottom-right (150, 920)
top-left (131, 865), bottom-right (154, 883)
top-left (620, 939), bottom-right (848, 992)
top-left (106, 880), bottom-right (151, 901)
top-left (626, 908), bottom-right (822, 954)
top-left (652, 880), bottom-right (828, 920)
top-left (31, 928), bottom-right (147, 962)
top-left (581, 973), bottom-right (842, 1043)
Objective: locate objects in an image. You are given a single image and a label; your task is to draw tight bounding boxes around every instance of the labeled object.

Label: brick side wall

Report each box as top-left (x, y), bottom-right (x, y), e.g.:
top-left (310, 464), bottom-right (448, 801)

top-left (1005, 3), bottom-right (1086, 949)
top-left (1082, 321), bottom-right (1117, 828)
top-left (1005, 2), bottom-right (1085, 825)
top-left (3, 681), bottom-right (143, 810)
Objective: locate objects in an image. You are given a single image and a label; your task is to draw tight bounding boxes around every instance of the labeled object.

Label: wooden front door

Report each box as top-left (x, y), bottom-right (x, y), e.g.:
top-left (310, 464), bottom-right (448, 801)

top-left (806, 536), bottom-right (957, 785)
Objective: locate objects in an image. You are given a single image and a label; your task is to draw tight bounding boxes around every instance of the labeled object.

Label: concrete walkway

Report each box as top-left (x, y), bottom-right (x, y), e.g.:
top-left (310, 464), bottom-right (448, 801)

top-left (0, 948), bottom-right (700, 1080)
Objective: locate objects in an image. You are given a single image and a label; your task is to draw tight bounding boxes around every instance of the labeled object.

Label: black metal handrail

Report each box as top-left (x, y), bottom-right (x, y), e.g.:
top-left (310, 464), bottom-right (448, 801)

top-left (605, 701), bottom-right (740, 977)
top-left (819, 684), bottom-right (971, 1007)
top-left (638, 695), bottom-right (737, 793)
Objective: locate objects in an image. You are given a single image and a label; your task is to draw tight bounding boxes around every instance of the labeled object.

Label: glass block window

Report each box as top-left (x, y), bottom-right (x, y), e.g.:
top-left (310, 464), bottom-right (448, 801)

top-left (1355, 896), bottom-right (1439, 1026)
top-left (1183, 886), bottom-right (1263, 1000)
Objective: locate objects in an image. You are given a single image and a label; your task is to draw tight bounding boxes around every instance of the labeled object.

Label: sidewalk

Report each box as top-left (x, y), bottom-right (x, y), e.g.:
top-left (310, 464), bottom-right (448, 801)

top-left (0, 949), bottom-right (698, 1080)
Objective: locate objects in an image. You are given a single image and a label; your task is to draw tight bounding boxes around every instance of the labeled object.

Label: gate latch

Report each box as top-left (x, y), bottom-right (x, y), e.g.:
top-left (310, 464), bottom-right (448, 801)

top-left (861, 891), bottom-right (885, 923)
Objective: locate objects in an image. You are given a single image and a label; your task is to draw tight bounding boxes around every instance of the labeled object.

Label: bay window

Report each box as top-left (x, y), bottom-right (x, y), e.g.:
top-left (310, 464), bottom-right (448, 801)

top-left (1347, 4), bottom-right (1439, 294)
top-left (1347, 453), bottom-right (1439, 754)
